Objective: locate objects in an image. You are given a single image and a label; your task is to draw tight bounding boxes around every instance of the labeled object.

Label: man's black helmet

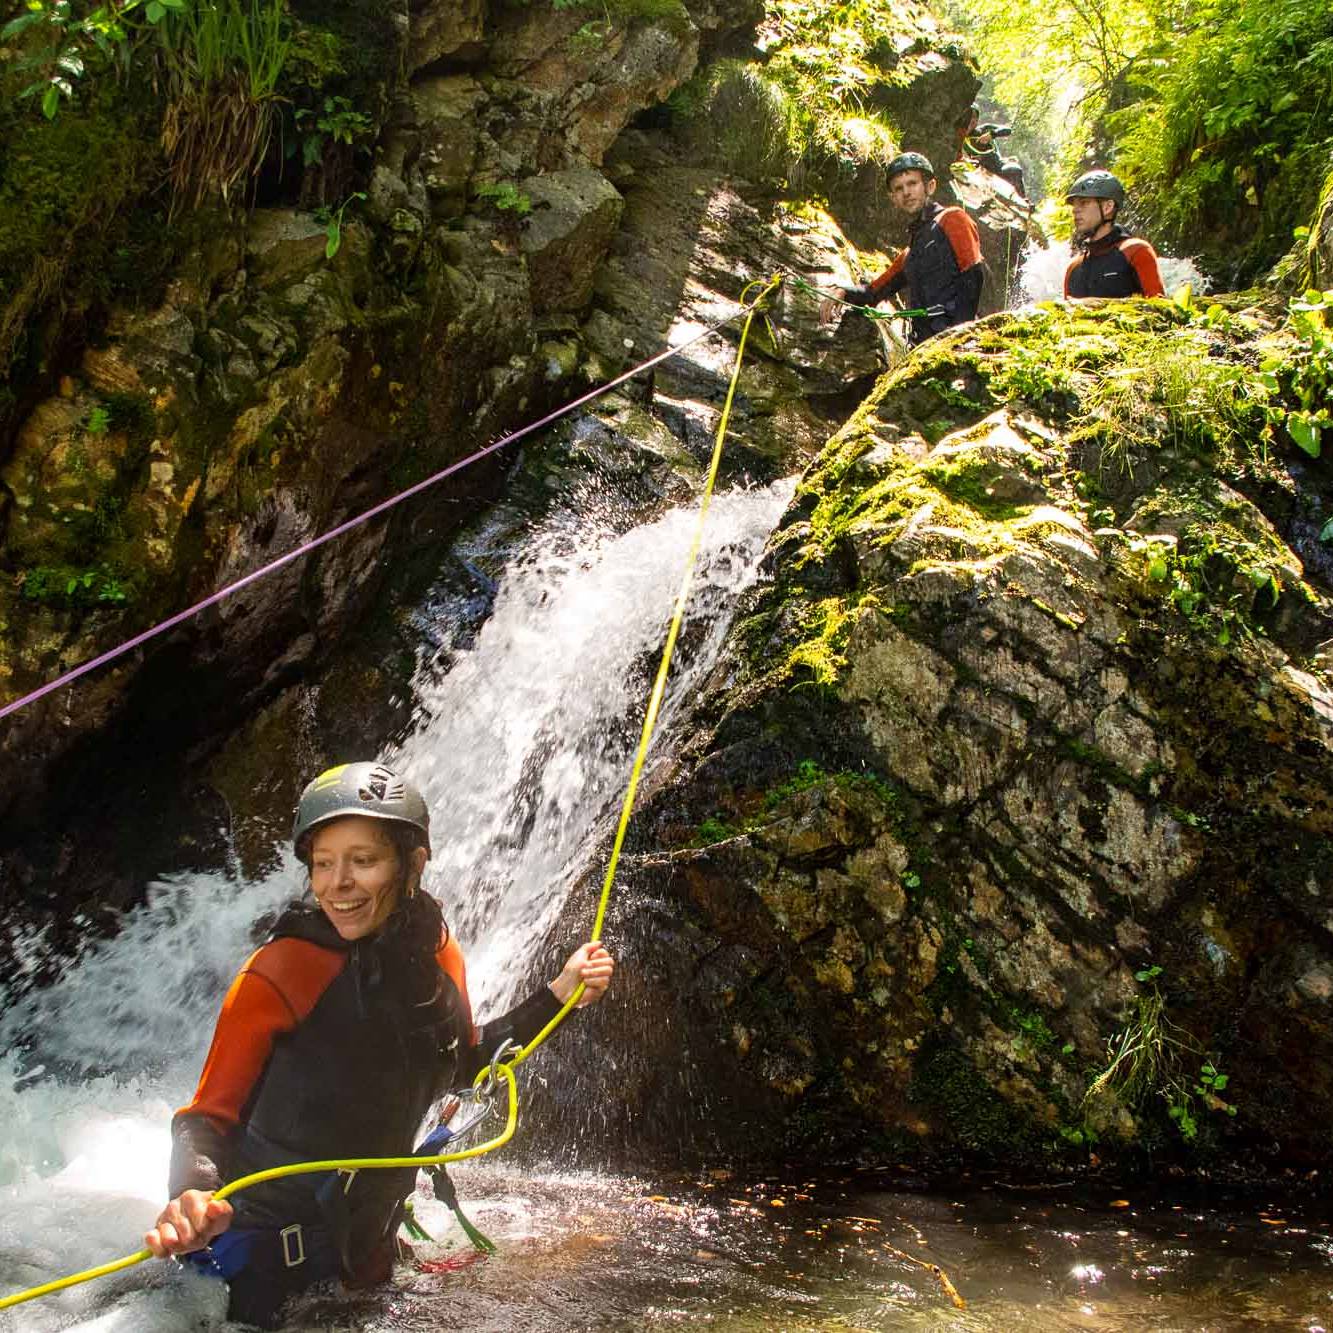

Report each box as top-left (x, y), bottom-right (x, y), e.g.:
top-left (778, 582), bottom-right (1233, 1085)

top-left (888, 152), bottom-right (935, 182)
top-left (1066, 170), bottom-right (1126, 206)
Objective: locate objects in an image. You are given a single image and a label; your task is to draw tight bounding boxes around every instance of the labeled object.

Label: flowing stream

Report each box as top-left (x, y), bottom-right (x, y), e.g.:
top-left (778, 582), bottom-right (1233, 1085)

top-left (2, 475), bottom-right (1332, 1333)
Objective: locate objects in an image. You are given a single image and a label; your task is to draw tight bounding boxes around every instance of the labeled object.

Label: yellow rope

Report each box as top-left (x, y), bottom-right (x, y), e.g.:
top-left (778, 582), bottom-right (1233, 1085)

top-left (0, 274), bottom-right (783, 1314)
top-left (504, 271), bottom-right (784, 1070)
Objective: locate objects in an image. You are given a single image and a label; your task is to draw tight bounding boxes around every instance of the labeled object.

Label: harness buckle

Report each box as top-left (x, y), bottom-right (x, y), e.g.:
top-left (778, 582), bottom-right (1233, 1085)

top-left (280, 1223), bottom-right (305, 1268)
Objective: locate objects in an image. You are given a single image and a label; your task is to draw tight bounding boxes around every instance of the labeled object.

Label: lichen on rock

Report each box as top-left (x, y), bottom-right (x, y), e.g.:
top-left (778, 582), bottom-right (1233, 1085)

top-left (586, 293), bottom-right (1333, 1169)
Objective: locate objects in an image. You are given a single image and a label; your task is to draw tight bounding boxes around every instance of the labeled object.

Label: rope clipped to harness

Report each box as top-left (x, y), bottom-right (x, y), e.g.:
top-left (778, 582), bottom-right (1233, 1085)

top-left (406, 1107), bottom-right (498, 1255)
top-left (0, 276), bottom-right (784, 1315)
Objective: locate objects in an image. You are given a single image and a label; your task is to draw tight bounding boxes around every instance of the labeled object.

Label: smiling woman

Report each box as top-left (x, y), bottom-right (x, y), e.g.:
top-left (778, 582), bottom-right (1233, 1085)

top-left (309, 818), bottom-right (425, 941)
top-left (142, 761), bottom-right (614, 1329)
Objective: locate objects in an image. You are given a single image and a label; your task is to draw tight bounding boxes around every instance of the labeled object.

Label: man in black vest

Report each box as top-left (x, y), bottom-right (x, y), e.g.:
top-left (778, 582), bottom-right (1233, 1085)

top-left (819, 152), bottom-right (985, 346)
top-left (1063, 170), bottom-right (1164, 299)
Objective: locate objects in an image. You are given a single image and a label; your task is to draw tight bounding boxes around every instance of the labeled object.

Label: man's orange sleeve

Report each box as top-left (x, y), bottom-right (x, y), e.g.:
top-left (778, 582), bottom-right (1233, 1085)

top-left (938, 207), bottom-right (983, 269)
top-left (1121, 239), bottom-right (1165, 297)
top-left (867, 250), bottom-right (908, 295)
top-left (437, 931), bottom-right (478, 1046)
top-left (1063, 256), bottom-right (1080, 298)
top-left (178, 939), bottom-right (343, 1128)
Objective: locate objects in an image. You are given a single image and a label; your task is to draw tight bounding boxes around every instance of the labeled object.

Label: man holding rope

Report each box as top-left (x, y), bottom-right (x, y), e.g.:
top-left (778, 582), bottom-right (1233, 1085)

top-left (818, 152), bottom-right (985, 346)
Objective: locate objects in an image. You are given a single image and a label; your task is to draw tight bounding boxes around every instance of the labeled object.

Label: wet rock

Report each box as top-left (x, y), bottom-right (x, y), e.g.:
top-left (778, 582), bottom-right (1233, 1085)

top-left (416, 75), bottom-right (484, 214)
top-left (519, 170), bottom-right (625, 314)
top-left (558, 300), bottom-right (1333, 1170)
top-left (409, 0), bottom-right (485, 75)
top-left (245, 210), bottom-right (332, 287)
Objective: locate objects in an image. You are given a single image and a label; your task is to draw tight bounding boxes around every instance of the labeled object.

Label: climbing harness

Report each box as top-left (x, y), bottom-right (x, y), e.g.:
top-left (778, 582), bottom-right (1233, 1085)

top-left (0, 274), bottom-right (786, 1313)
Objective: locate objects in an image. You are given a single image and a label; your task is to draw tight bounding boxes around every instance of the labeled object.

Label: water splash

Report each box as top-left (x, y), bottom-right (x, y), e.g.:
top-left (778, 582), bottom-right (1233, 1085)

top-left (0, 479), bottom-right (792, 1329)
top-left (397, 480), bottom-right (793, 1011)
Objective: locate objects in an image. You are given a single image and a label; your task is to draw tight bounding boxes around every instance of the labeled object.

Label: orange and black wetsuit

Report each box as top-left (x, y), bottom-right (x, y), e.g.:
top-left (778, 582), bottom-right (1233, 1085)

top-left (844, 200), bottom-right (985, 345)
top-left (169, 893), bottom-right (561, 1327)
top-left (1064, 225), bottom-right (1164, 299)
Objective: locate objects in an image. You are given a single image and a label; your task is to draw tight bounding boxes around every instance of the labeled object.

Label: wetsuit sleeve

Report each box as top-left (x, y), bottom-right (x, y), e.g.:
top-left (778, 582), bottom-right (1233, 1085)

top-left (955, 264), bottom-right (985, 320)
top-left (1121, 238), bottom-right (1165, 297)
top-left (169, 940), bottom-right (342, 1195)
top-left (845, 250), bottom-right (907, 304)
top-left (939, 207), bottom-right (983, 271)
top-left (1063, 256), bottom-right (1080, 298)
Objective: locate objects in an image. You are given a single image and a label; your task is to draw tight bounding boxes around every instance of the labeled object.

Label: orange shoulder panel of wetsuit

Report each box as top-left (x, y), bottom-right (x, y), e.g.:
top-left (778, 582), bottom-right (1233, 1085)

top-left (1120, 237), bottom-right (1165, 297)
top-left (937, 206), bottom-right (983, 269)
top-left (177, 938), bottom-right (344, 1129)
top-left (1063, 255), bottom-right (1081, 298)
top-left (867, 249), bottom-right (908, 295)
top-left (436, 928), bottom-right (478, 1046)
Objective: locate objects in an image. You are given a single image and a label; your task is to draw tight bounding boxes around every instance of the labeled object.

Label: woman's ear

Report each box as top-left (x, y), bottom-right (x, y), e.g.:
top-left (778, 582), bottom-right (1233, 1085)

top-left (405, 845), bottom-right (429, 896)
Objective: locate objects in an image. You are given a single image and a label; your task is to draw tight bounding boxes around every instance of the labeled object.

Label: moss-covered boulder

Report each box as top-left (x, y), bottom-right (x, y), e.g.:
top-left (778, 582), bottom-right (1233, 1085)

top-left (559, 296), bottom-right (1333, 1170)
top-left (1309, 159), bottom-right (1333, 290)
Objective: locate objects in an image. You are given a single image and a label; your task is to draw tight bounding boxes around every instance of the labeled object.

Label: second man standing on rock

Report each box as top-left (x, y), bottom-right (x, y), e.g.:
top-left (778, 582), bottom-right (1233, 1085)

top-left (819, 152), bottom-right (984, 347)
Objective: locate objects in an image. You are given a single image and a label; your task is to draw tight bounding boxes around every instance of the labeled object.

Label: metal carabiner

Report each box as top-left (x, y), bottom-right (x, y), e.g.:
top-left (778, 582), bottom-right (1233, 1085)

top-left (477, 1037), bottom-right (522, 1100)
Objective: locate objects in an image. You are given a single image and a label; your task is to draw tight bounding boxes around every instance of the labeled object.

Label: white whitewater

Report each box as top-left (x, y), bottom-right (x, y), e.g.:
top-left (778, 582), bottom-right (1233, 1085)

top-left (0, 479), bottom-right (793, 1331)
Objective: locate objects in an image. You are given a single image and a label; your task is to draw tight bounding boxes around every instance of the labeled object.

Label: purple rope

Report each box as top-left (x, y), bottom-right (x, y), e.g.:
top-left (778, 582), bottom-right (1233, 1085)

top-left (0, 304), bottom-right (756, 725)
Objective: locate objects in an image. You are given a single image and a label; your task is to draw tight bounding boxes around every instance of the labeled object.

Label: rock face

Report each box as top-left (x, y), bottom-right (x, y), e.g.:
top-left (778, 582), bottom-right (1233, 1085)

top-left (0, 0), bottom-right (775, 926)
top-left (559, 298), bottom-right (1333, 1169)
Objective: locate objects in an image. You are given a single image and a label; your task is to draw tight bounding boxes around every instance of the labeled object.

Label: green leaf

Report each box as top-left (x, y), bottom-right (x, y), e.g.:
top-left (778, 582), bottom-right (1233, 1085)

top-left (1147, 557), bottom-right (1169, 580)
top-left (1211, 1073), bottom-right (1228, 1091)
top-left (1320, 518), bottom-right (1333, 542)
top-left (325, 221), bottom-right (341, 260)
top-left (146, 0), bottom-right (165, 21)
top-left (1, 11), bottom-right (44, 37)
top-left (55, 51), bottom-right (83, 77)
top-left (1061, 1042), bottom-right (1075, 1055)
top-left (41, 82), bottom-right (60, 119)
top-left (1289, 414), bottom-right (1321, 457)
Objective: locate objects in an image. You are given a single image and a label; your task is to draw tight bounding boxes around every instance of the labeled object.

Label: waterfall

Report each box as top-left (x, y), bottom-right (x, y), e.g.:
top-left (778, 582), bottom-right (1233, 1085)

top-left (0, 477), bottom-right (792, 1329)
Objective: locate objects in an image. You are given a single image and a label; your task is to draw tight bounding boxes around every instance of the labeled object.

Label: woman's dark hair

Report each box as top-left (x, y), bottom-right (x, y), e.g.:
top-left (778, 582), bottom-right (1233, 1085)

top-left (383, 821), bottom-right (428, 894)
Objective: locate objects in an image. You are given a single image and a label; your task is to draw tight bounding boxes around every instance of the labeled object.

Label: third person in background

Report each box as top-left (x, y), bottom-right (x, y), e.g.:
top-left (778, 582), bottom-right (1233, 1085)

top-left (819, 152), bottom-right (985, 347)
top-left (1063, 170), bottom-right (1164, 299)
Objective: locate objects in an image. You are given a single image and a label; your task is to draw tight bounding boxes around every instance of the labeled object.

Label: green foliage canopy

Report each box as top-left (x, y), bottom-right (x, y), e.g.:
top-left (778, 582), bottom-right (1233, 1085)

top-left (951, 0), bottom-right (1333, 280)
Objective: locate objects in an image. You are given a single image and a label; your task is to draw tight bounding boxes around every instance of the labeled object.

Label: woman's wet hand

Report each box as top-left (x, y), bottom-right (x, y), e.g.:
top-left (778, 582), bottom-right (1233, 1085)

top-left (551, 942), bottom-right (615, 1008)
top-left (144, 1189), bottom-right (233, 1258)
